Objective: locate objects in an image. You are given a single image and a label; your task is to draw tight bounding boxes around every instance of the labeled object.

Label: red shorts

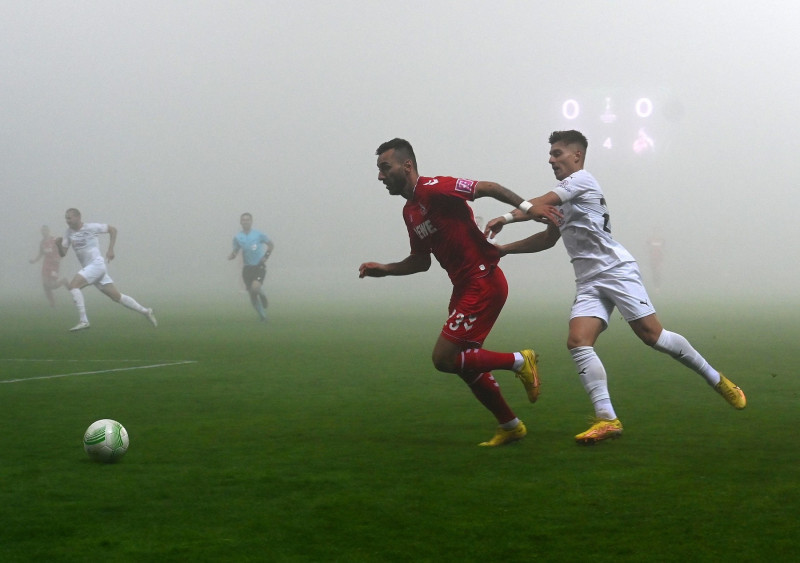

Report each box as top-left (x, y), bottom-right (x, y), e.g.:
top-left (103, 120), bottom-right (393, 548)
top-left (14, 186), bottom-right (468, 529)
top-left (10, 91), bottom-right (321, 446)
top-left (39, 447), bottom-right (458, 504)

top-left (440, 266), bottom-right (508, 347)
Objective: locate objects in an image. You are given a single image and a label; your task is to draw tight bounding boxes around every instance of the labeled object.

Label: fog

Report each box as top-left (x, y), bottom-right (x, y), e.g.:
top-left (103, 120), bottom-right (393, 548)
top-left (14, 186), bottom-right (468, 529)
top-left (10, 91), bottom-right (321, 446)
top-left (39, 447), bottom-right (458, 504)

top-left (3, 1), bottom-right (799, 311)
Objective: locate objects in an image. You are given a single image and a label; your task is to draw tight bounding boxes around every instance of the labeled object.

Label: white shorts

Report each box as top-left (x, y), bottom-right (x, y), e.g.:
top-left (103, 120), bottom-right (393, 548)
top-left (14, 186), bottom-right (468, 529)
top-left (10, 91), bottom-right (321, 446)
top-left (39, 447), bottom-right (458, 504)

top-left (571, 261), bottom-right (655, 327)
top-left (78, 257), bottom-right (113, 286)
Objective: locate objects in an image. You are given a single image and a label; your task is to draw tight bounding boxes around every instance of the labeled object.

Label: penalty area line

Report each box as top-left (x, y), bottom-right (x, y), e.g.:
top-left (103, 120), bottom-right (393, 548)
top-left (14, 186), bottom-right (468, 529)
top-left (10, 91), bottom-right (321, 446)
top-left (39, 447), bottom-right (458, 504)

top-left (0, 360), bottom-right (197, 384)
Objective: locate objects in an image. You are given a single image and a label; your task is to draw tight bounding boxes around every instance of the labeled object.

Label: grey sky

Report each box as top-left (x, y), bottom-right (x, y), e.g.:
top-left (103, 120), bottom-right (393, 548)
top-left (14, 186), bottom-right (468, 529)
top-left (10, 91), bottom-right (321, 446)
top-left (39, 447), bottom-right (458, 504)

top-left (3, 1), bottom-right (798, 306)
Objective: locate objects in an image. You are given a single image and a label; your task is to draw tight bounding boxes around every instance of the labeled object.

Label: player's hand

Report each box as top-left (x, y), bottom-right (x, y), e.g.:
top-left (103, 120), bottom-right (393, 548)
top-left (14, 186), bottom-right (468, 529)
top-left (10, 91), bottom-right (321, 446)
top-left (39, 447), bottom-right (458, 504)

top-left (484, 217), bottom-right (506, 238)
top-left (106, 250), bottom-right (115, 262)
top-left (358, 262), bottom-right (388, 278)
top-left (528, 204), bottom-right (563, 225)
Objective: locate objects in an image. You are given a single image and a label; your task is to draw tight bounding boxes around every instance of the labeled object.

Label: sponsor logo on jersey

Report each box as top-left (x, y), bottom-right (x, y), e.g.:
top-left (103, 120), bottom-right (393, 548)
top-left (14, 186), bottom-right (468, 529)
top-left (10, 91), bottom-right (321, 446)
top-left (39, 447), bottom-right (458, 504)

top-left (455, 178), bottom-right (475, 194)
top-left (423, 178), bottom-right (439, 186)
top-left (413, 219), bottom-right (438, 239)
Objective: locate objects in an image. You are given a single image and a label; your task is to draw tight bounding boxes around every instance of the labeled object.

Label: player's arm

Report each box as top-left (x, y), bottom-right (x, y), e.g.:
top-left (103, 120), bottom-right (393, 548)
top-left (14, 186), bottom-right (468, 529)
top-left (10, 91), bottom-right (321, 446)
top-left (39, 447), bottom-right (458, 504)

top-left (475, 183), bottom-right (562, 225)
top-left (261, 240), bottom-right (275, 264)
top-left (29, 247), bottom-right (44, 263)
top-left (496, 223), bottom-right (561, 257)
top-left (485, 191), bottom-right (563, 238)
top-left (106, 225), bottom-right (117, 262)
top-left (55, 237), bottom-right (67, 258)
top-left (473, 181), bottom-right (527, 208)
top-left (359, 253), bottom-right (431, 278)
top-left (228, 237), bottom-right (242, 261)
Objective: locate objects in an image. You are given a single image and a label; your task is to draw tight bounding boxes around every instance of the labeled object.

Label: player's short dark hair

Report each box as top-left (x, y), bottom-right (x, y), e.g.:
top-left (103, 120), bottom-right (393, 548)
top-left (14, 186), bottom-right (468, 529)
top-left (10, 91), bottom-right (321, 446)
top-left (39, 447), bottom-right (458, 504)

top-left (549, 130), bottom-right (588, 151)
top-left (66, 208), bottom-right (81, 217)
top-left (376, 138), bottom-right (417, 170)
top-left (240, 212), bottom-right (252, 220)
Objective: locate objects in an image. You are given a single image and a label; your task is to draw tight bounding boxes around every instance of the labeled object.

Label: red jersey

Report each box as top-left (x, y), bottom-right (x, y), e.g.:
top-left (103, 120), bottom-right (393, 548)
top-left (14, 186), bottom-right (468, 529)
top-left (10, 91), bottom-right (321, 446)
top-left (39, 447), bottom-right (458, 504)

top-left (40, 237), bottom-right (61, 274)
top-left (403, 176), bottom-right (500, 284)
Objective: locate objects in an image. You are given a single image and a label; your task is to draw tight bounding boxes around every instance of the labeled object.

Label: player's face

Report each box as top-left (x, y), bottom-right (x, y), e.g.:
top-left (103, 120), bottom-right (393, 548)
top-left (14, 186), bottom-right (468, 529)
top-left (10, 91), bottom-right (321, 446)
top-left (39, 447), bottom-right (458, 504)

top-left (377, 149), bottom-right (410, 196)
top-left (240, 215), bottom-right (253, 231)
top-left (549, 141), bottom-right (583, 181)
top-left (65, 211), bottom-right (81, 230)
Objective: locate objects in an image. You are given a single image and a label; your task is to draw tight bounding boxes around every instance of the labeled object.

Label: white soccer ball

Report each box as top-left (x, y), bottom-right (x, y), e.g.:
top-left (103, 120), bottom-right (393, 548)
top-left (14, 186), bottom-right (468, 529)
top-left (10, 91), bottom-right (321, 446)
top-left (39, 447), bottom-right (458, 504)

top-left (83, 419), bottom-right (129, 463)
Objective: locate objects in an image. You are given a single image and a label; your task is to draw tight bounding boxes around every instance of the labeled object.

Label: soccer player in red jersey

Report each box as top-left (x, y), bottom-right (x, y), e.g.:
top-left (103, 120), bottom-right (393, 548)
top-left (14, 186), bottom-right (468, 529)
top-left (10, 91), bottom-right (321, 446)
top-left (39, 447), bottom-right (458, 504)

top-left (29, 225), bottom-right (68, 307)
top-left (359, 138), bottom-right (561, 446)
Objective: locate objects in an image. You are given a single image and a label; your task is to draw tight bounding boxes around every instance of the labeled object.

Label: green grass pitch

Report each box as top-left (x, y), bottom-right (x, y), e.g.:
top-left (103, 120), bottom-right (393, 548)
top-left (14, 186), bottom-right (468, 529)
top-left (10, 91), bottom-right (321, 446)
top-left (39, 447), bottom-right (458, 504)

top-left (0, 296), bottom-right (797, 562)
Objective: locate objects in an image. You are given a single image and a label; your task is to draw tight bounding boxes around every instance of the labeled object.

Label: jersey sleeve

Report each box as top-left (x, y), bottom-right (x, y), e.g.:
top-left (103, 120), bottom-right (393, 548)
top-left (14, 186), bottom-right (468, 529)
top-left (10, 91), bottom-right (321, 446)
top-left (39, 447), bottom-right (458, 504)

top-left (452, 178), bottom-right (478, 200)
top-left (417, 176), bottom-right (476, 201)
top-left (552, 177), bottom-right (581, 203)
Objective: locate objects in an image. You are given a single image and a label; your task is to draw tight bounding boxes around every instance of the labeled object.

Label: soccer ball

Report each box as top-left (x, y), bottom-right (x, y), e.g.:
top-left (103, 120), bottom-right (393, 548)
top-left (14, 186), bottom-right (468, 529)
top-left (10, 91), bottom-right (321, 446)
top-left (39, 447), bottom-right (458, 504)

top-left (83, 419), bottom-right (129, 463)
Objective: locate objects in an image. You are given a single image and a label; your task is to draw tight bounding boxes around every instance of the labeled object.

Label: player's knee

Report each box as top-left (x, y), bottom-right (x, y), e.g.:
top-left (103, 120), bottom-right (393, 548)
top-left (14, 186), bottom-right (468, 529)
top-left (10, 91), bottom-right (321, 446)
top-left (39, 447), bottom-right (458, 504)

top-left (566, 336), bottom-right (584, 350)
top-left (639, 330), bottom-right (660, 347)
top-left (431, 354), bottom-right (457, 374)
top-left (633, 324), bottom-right (661, 346)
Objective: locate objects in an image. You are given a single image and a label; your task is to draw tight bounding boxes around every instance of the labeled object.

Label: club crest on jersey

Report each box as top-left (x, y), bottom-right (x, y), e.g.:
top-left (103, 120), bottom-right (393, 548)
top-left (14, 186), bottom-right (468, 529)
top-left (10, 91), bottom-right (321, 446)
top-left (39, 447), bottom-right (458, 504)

top-left (455, 178), bottom-right (475, 194)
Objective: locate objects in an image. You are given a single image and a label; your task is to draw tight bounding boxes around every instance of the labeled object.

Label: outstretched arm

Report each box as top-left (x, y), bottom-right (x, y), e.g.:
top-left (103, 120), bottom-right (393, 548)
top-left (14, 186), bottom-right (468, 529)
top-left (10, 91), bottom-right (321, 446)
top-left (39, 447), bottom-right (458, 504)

top-left (473, 181), bottom-right (529, 208)
top-left (106, 225), bottom-right (117, 262)
top-left (476, 183), bottom-right (562, 226)
top-left (496, 223), bottom-right (561, 257)
top-left (485, 190), bottom-right (563, 238)
top-left (359, 253), bottom-right (431, 278)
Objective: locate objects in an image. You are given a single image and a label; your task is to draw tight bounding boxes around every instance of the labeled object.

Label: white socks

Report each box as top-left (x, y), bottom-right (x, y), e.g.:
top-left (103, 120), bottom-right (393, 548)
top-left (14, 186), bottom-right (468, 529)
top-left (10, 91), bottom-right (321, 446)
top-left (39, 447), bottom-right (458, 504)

top-left (652, 330), bottom-right (720, 386)
top-left (70, 288), bottom-right (88, 323)
top-left (570, 331), bottom-right (721, 421)
top-left (119, 294), bottom-right (147, 314)
top-left (501, 417), bottom-right (521, 430)
top-left (570, 346), bottom-right (617, 420)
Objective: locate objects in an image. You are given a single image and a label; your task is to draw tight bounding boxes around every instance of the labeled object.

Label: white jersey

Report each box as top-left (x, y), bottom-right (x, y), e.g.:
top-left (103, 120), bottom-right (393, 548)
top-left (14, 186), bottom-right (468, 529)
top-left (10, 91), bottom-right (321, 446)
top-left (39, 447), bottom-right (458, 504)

top-left (552, 169), bottom-right (635, 282)
top-left (63, 222), bottom-right (109, 267)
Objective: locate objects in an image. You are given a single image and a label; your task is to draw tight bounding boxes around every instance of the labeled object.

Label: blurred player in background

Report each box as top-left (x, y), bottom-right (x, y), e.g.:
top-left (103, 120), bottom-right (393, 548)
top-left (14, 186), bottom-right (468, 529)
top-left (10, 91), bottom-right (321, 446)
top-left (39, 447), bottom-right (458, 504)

top-left (29, 225), bottom-right (68, 306)
top-left (359, 138), bottom-right (560, 447)
top-left (646, 227), bottom-right (665, 293)
top-left (228, 212), bottom-right (274, 322)
top-left (55, 208), bottom-right (157, 332)
top-left (486, 130), bottom-right (746, 444)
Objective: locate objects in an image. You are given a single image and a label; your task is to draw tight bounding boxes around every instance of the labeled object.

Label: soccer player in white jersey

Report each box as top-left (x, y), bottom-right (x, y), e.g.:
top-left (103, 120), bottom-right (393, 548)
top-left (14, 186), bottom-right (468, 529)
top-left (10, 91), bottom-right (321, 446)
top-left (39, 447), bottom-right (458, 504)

top-left (55, 208), bottom-right (157, 332)
top-left (485, 130), bottom-right (746, 444)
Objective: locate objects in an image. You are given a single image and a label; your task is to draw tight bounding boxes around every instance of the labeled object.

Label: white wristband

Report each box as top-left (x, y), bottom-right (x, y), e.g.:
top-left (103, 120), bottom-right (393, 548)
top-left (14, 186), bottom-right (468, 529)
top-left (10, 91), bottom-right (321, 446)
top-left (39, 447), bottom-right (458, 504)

top-left (502, 212), bottom-right (514, 223)
top-left (518, 201), bottom-right (533, 213)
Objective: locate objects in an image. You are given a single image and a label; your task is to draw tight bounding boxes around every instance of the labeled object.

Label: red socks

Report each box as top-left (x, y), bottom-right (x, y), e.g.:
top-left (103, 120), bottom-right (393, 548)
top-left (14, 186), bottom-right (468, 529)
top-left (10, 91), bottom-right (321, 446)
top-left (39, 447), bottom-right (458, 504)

top-left (459, 348), bottom-right (516, 376)
top-left (466, 372), bottom-right (515, 424)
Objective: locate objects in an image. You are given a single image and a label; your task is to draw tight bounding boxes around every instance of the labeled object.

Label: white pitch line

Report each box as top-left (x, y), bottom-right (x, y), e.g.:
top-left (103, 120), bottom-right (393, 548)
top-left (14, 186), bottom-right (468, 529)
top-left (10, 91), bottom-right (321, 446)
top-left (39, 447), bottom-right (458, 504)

top-left (0, 359), bottom-right (174, 363)
top-left (0, 360), bottom-right (197, 384)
